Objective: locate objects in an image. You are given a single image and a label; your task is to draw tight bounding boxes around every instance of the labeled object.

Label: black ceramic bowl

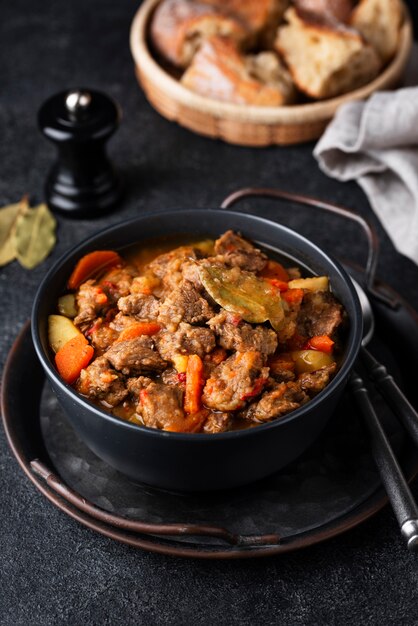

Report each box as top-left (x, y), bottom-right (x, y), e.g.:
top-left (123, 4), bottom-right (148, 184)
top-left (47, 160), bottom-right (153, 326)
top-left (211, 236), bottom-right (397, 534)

top-left (32, 209), bottom-right (363, 491)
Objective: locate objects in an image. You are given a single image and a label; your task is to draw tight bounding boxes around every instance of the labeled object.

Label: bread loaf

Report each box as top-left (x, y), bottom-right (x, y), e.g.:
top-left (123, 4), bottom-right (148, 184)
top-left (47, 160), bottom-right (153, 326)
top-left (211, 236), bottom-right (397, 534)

top-left (181, 36), bottom-right (295, 105)
top-left (350, 0), bottom-right (404, 62)
top-left (275, 8), bottom-right (382, 99)
top-left (200, 0), bottom-right (289, 44)
top-left (150, 0), bottom-right (249, 67)
top-left (149, 0), bottom-right (403, 107)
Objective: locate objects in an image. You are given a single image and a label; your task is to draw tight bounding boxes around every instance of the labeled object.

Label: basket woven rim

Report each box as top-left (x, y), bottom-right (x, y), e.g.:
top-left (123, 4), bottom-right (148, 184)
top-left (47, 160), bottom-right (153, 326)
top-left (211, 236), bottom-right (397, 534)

top-left (130, 0), bottom-right (413, 124)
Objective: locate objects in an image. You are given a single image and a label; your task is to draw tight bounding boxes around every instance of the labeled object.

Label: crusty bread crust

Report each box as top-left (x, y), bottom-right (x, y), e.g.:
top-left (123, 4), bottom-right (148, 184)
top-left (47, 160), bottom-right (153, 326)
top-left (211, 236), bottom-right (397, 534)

top-left (351, 0), bottom-right (404, 62)
top-left (150, 0), bottom-right (248, 67)
top-left (200, 0), bottom-right (289, 44)
top-left (149, 0), bottom-right (403, 105)
top-left (275, 7), bottom-right (382, 99)
top-left (181, 36), bottom-right (295, 105)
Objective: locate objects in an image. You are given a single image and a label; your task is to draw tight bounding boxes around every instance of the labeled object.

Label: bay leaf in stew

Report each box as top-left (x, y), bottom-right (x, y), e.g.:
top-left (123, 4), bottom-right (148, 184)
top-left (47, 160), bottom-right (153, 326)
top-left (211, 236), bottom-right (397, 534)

top-left (199, 264), bottom-right (284, 330)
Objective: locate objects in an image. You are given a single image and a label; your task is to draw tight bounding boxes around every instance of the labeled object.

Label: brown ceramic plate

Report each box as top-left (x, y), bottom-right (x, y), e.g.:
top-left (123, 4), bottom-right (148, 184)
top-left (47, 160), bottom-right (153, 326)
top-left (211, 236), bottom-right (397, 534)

top-left (2, 271), bottom-right (418, 558)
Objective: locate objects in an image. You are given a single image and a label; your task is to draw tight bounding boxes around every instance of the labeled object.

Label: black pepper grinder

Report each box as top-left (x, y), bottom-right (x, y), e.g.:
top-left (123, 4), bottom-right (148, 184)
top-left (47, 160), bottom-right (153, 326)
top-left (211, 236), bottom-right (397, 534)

top-left (38, 88), bottom-right (122, 217)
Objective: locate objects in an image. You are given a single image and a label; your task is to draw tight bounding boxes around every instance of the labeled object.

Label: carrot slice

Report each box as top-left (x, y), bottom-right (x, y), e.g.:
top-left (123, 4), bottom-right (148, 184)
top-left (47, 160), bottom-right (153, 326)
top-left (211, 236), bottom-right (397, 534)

top-left (184, 354), bottom-right (204, 415)
top-left (305, 335), bottom-right (335, 354)
top-left (265, 278), bottom-right (289, 292)
top-left (68, 250), bottom-right (122, 290)
top-left (268, 353), bottom-right (295, 373)
top-left (204, 347), bottom-right (227, 367)
top-left (55, 334), bottom-right (94, 384)
top-left (165, 410), bottom-right (208, 433)
top-left (259, 260), bottom-right (289, 282)
top-left (116, 322), bottom-right (161, 342)
top-left (282, 288), bottom-right (304, 306)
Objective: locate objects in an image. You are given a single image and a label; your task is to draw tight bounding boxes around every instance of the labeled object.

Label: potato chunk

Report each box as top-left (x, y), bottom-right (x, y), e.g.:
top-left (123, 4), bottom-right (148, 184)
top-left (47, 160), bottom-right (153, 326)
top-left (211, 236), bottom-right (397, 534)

top-left (291, 350), bottom-right (335, 374)
top-left (172, 354), bottom-right (189, 373)
top-left (48, 314), bottom-right (82, 353)
top-left (57, 294), bottom-right (77, 318)
top-left (288, 276), bottom-right (329, 292)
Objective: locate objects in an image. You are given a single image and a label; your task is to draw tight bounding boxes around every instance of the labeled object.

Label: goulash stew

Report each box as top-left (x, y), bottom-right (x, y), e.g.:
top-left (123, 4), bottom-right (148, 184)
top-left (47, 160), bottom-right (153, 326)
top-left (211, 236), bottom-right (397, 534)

top-left (48, 231), bottom-right (346, 433)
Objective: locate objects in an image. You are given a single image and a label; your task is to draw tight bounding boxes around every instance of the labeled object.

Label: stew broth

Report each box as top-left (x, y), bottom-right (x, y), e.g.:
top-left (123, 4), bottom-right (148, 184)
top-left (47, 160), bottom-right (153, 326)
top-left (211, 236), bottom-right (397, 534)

top-left (49, 231), bottom-right (346, 434)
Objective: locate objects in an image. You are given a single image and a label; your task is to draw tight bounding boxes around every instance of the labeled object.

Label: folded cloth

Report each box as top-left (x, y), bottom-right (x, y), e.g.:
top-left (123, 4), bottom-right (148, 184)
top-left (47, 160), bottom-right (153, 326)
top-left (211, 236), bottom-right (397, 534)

top-left (314, 87), bottom-right (418, 265)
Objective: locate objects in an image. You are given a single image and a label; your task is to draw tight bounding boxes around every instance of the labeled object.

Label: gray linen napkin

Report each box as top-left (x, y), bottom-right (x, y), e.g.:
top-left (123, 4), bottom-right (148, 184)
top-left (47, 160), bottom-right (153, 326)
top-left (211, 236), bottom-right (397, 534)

top-left (314, 87), bottom-right (418, 265)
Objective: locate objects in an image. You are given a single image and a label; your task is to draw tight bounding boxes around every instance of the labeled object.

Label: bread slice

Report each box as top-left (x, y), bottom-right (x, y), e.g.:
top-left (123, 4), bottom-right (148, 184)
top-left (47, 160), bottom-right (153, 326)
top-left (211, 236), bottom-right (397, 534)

top-left (150, 0), bottom-right (249, 68)
top-left (275, 8), bottom-right (382, 99)
top-left (245, 51), bottom-right (296, 102)
top-left (350, 0), bottom-right (404, 63)
top-left (200, 0), bottom-right (290, 45)
top-left (181, 36), bottom-right (295, 105)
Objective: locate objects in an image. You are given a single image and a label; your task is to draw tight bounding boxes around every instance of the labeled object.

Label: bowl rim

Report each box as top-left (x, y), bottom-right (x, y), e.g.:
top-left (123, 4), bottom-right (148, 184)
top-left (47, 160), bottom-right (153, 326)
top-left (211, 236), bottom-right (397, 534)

top-left (31, 207), bottom-right (363, 441)
top-left (129, 0), bottom-right (413, 124)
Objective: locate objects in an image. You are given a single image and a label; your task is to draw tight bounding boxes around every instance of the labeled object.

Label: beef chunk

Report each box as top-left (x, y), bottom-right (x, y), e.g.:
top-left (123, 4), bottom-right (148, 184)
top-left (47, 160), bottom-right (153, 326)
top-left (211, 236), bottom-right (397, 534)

top-left (74, 280), bottom-right (109, 329)
top-left (242, 381), bottom-right (309, 422)
top-left (277, 298), bottom-right (303, 344)
top-left (127, 375), bottom-right (153, 398)
top-left (243, 363), bottom-right (337, 422)
top-left (161, 367), bottom-right (186, 387)
top-left (76, 356), bottom-right (128, 407)
top-left (100, 265), bottom-right (138, 301)
top-left (270, 368), bottom-right (295, 383)
top-left (181, 261), bottom-right (203, 291)
top-left (156, 323), bottom-right (216, 361)
top-left (202, 351), bottom-right (269, 412)
top-left (268, 355), bottom-right (296, 383)
top-left (203, 347), bottom-right (228, 377)
top-left (109, 313), bottom-right (139, 332)
top-left (147, 246), bottom-right (198, 279)
top-left (147, 246), bottom-right (202, 291)
top-left (136, 381), bottom-right (185, 430)
top-left (208, 311), bottom-right (277, 355)
top-left (127, 377), bottom-right (189, 433)
top-left (158, 280), bottom-right (214, 331)
top-left (213, 230), bottom-right (267, 272)
top-left (203, 412), bottom-right (233, 434)
top-left (105, 336), bottom-right (167, 376)
top-left (297, 291), bottom-right (343, 337)
top-left (117, 293), bottom-right (160, 320)
top-left (298, 363), bottom-right (337, 396)
top-left (88, 322), bottom-right (118, 355)
top-left (130, 273), bottom-right (162, 296)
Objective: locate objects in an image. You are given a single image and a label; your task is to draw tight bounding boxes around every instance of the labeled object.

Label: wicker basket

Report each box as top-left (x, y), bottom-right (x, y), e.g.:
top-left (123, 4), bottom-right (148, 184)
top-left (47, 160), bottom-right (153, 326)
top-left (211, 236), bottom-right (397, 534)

top-left (130, 0), bottom-right (413, 147)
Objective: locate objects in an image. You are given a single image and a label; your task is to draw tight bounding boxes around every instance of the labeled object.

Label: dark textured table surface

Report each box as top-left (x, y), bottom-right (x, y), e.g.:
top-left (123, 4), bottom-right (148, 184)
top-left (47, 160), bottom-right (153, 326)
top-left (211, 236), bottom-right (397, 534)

top-left (2, 2), bottom-right (418, 624)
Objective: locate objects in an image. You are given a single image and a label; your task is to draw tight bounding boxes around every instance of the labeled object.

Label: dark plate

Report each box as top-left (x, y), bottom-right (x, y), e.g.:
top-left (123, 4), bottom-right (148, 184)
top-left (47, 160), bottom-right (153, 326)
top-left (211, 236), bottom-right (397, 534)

top-left (2, 276), bottom-right (418, 559)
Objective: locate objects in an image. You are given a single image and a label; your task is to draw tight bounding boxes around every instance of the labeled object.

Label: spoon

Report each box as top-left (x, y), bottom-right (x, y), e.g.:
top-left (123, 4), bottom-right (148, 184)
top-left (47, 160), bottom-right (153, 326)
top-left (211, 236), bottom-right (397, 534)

top-left (350, 278), bottom-right (418, 551)
top-left (352, 279), bottom-right (375, 347)
top-left (353, 278), bottom-right (418, 442)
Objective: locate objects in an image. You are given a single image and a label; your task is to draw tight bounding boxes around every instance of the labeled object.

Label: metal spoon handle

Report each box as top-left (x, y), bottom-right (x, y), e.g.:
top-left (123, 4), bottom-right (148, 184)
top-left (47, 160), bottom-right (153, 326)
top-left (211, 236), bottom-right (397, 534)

top-left (361, 347), bottom-right (418, 445)
top-left (350, 371), bottom-right (418, 551)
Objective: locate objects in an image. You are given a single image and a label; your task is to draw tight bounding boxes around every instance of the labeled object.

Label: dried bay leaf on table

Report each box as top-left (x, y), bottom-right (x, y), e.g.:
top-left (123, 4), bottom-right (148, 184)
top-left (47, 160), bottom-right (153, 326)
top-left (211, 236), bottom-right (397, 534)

top-left (14, 203), bottom-right (56, 270)
top-left (0, 197), bottom-right (29, 266)
top-left (199, 264), bottom-right (285, 331)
